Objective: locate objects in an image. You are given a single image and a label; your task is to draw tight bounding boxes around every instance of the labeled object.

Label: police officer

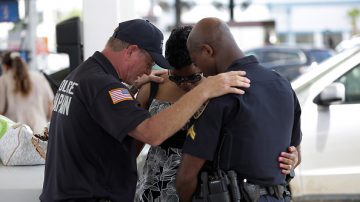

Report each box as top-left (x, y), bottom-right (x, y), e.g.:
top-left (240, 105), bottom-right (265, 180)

top-left (40, 19), bottom-right (251, 202)
top-left (176, 18), bottom-right (302, 202)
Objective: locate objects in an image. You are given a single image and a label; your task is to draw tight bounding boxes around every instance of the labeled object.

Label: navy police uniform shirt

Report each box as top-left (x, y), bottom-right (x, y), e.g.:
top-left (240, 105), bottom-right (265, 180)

top-left (40, 51), bottom-right (150, 201)
top-left (182, 56), bottom-right (302, 186)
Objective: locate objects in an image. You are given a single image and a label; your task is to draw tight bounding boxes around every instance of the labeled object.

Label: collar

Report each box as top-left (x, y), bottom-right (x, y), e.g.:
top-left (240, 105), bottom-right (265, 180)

top-left (91, 51), bottom-right (121, 81)
top-left (227, 55), bottom-right (259, 71)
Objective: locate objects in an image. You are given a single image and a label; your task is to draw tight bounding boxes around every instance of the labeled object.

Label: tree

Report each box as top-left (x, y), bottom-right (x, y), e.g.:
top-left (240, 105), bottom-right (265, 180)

top-left (348, 8), bottom-right (360, 36)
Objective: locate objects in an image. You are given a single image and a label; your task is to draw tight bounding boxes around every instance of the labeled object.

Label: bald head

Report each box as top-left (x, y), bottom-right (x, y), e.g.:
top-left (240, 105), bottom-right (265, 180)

top-left (187, 17), bottom-right (244, 75)
top-left (187, 17), bottom-right (231, 52)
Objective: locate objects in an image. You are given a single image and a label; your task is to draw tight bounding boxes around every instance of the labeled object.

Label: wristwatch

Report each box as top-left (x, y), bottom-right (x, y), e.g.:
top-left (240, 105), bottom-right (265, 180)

top-left (286, 169), bottom-right (295, 183)
top-left (129, 85), bottom-right (139, 95)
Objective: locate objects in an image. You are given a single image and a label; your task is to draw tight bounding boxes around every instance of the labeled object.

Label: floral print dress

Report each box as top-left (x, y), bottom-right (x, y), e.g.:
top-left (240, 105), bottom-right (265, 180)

top-left (135, 99), bottom-right (191, 202)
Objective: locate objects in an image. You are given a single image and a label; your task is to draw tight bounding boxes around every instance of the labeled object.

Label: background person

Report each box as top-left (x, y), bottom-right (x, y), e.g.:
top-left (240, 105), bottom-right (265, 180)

top-left (176, 18), bottom-right (302, 202)
top-left (40, 19), bottom-right (251, 202)
top-left (135, 26), bottom-right (299, 202)
top-left (0, 51), bottom-right (54, 134)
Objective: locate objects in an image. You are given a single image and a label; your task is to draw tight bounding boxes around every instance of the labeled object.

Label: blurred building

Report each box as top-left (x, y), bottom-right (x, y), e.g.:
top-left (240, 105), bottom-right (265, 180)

top-left (2, 0), bottom-right (359, 71)
top-left (263, 0), bottom-right (360, 49)
top-left (138, 0), bottom-right (360, 50)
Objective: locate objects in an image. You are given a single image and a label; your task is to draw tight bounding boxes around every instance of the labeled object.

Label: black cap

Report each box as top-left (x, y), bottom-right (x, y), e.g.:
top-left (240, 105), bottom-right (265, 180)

top-left (112, 19), bottom-right (171, 69)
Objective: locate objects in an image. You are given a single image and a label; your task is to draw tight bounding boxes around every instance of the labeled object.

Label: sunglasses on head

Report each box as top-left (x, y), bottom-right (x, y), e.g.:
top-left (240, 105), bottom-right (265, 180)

top-left (168, 72), bottom-right (203, 84)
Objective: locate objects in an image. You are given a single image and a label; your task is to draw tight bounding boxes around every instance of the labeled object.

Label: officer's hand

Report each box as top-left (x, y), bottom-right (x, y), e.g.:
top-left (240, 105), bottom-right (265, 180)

top-left (134, 69), bottom-right (167, 89)
top-left (197, 71), bottom-right (250, 99)
top-left (279, 146), bottom-right (299, 174)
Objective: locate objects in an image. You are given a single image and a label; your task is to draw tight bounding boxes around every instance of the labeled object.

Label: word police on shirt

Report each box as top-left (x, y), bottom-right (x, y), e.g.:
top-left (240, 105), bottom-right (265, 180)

top-left (53, 80), bottom-right (78, 116)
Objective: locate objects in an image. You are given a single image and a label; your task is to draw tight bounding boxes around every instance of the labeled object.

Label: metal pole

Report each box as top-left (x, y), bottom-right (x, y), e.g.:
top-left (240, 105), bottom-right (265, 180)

top-left (229, 0), bottom-right (234, 22)
top-left (25, 0), bottom-right (37, 70)
top-left (175, 0), bottom-right (181, 28)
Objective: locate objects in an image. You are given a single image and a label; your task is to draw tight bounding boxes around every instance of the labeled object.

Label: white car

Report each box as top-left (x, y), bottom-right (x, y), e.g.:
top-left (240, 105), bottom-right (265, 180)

top-left (290, 45), bottom-right (360, 201)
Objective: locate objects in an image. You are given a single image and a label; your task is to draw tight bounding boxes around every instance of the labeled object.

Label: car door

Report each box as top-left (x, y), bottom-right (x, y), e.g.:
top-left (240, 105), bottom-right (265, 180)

top-left (297, 62), bottom-right (360, 199)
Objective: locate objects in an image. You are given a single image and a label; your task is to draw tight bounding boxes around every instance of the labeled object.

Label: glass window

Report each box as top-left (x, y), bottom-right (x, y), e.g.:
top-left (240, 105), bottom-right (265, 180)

top-left (306, 49), bottom-right (334, 63)
top-left (277, 33), bottom-right (287, 44)
top-left (323, 31), bottom-right (343, 49)
top-left (295, 33), bottom-right (314, 45)
top-left (262, 50), bottom-right (303, 65)
top-left (336, 64), bottom-right (360, 103)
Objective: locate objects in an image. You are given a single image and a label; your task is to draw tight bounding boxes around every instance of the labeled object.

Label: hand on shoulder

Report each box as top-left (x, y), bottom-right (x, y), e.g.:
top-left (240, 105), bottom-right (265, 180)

top-left (196, 71), bottom-right (251, 99)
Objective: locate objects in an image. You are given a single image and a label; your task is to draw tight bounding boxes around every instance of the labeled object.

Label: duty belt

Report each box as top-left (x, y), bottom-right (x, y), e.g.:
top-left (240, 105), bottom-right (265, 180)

top-left (240, 180), bottom-right (290, 202)
top-left (98, 199), bottom-right (111, 202)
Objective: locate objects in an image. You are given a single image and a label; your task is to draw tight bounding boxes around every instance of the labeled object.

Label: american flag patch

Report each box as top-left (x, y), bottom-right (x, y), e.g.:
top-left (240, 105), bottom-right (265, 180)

top-left (108, 88), bottom-right (133, 104)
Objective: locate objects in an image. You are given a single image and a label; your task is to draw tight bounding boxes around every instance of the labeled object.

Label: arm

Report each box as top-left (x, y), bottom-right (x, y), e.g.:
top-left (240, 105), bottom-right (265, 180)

top-left (0, 77), bottom-right (6, 114)
top-left (176, 153), bottom-right (206, 202)
top-left (128, 71), bottom-right (250, 146)
top-left (47, 101), bottom-right (53, 120)
top-left (42, 74), bottom-right (54, 120)
top-left (279, 91), bottom-right (302, 174)
top-left (136, 82), bottom-right (151, 109)
top-left (134, 83), bottom-right (151, 156)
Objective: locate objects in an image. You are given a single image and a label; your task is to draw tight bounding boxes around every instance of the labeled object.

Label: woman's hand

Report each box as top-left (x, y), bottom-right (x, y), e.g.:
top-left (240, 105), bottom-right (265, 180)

top-left (279, 146), bottom-right (299, 174)
top-left (134, 69), bottom-right (168, 89)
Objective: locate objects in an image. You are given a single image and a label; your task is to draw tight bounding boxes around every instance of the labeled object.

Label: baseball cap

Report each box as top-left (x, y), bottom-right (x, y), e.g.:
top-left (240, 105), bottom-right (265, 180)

top-left (112, 19), bottom-right (171, 69)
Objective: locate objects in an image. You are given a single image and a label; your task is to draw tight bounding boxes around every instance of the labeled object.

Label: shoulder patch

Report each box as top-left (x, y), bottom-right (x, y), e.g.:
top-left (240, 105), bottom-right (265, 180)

top-left (108, 88), bottom-right (133, 104)
top-left (193, 101), bottom-right (209, 119)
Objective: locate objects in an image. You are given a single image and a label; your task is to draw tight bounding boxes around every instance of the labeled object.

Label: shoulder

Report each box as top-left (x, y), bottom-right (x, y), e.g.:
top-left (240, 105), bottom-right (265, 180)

top-left (0, 72), bottom-right (11, 81)
top-left (73, 62), bottom-right (120, 92)
top-left (210, 93), bottom-right (239, 107)
top-left (202, 94), bottom-right (240, 119)
top-left (29, 71), bottom-right (47, 82)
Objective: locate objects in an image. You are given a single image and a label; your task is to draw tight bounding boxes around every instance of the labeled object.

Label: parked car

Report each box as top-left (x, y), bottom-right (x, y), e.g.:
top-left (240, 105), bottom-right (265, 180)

top-left (335, 34), bottom-right (360, 53)
top-left (245, 45), bottom-right (334, 81)
top-left (290, 45), bottom-right (360, 201)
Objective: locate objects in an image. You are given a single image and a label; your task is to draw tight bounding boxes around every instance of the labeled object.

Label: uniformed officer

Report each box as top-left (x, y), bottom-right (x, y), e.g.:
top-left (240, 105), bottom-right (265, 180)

top-left (176, 18), bottom-right (302, 202)
top-left (40, 19), bottom-right (251, 202)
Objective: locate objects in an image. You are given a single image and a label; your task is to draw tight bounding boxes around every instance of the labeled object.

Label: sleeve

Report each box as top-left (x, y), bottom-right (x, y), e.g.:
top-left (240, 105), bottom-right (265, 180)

top-left (0, 77), bottom-right (6, 114)
top-left (89, 83), bottom-right (150, 142)
top-left (182, 96), bottom-right (235, 161)
top-left (291, 91), bottom-right (302, 146)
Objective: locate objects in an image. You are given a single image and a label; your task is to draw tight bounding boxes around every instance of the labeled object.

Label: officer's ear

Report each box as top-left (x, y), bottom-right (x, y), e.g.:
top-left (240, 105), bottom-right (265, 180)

top-left (125, 45), bottom-right (139, 56)
top-left (201, 44), bottom-right (214, 57)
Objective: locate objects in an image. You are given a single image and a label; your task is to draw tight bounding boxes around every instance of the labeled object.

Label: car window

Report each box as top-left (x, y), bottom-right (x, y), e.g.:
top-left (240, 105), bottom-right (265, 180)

top-left (306, 50), bottom-right (333, 63)
top-left (336, 64), bottom-right (360, 103)
top-left (261, 50), bottom-right (302, 65)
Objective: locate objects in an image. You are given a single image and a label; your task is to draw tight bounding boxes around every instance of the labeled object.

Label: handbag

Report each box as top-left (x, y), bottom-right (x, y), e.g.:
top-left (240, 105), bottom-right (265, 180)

top-left (0, 115), bottom-right (47, 166)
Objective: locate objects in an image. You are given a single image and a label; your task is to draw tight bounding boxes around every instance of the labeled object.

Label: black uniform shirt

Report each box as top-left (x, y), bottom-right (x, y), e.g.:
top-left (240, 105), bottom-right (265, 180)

top-left (40, 51), bottom-right (150, 201)
top-left (182, 56), bottom-right (302, 186)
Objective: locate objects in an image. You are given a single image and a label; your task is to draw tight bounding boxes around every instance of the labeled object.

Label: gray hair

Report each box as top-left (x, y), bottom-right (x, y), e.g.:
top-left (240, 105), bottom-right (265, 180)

top-left (106, 37), bottom-right (130, 51)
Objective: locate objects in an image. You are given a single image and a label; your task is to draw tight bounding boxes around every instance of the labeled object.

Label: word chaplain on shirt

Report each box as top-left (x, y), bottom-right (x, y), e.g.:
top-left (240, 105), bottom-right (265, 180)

top-left (53, 80), bottom-right (78, 116)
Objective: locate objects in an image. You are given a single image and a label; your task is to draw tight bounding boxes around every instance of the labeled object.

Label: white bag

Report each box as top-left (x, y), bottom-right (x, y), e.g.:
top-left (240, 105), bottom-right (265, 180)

top-left (0, 116), bottom-right (46, 166)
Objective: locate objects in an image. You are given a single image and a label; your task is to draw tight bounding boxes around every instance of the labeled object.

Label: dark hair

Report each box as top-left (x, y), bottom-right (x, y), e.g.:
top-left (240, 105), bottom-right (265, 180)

top-left (165, 26), bottom-right (192, 70)
top-left (2, 52), bottom-right (32, 96)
